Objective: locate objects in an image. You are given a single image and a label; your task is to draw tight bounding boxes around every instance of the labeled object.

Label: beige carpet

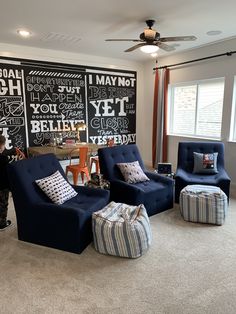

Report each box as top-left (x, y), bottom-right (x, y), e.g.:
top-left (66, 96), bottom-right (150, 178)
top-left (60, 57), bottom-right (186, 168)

top-left (1, 197), bottom-right (236, 314)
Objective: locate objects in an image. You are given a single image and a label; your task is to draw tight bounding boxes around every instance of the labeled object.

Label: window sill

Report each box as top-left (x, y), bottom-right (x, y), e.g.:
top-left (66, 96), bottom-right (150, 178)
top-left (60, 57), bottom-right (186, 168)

top-left (227, 140), bottom-right (236, 143)
top-left (167, 133), bottom-right (222, 141)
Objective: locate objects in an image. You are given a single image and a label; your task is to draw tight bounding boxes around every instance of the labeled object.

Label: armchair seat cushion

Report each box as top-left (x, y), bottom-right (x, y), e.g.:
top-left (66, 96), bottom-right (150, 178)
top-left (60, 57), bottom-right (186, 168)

top-left (135, 180), bottom-right (167, 193)
top-left (61, 191), bottom-right (109, 220)
top-left (178, 172), bottom-right (222, 184)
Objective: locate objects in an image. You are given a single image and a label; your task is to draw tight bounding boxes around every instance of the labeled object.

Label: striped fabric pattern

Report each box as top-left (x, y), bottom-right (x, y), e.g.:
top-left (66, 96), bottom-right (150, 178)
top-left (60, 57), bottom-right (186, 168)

top-left (92, 202), bottom-right (152, 258)
top-left (180, 185), bottom-right (228, 225)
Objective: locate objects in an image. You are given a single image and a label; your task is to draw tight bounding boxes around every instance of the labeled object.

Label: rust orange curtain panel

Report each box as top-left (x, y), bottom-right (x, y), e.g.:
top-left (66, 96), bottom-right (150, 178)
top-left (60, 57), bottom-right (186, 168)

top-left (152, 68), bottom-right (169, 168)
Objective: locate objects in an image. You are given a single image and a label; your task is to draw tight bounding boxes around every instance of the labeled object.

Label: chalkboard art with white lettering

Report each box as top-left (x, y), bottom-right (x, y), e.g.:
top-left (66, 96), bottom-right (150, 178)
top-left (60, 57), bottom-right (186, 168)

top-left (0, 59), bottom-right (136, 150)
top-left (87, 71), bottom-right (136, 145)
top-left (24, 67), bottom-right (86, 146)
top-left (0, 64), bottom-right (27, 151)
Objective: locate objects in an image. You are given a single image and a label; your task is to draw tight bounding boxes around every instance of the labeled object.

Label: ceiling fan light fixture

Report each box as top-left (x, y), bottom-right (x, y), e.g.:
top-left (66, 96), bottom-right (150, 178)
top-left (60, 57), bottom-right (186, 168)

top-left (151, 52), bottom-right (158, 57)
top-left (140, 45), bottom-right (159, 53)
top-left (144, 28), bottom-right (156, 40)
top-left (17, 29), bottom-right (31, 37)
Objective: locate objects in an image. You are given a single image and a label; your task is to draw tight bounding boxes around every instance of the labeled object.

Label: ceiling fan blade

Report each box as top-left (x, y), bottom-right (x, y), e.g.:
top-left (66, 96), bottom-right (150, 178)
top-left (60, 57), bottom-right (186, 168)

top-left (124, 43), bottom-right (147, 52)
top-left (105, 39), bottom-right (142, 42)
top-left (160, 36), bottom-right (197, 42)
top-left (156, 42), bottom-right (176, 52)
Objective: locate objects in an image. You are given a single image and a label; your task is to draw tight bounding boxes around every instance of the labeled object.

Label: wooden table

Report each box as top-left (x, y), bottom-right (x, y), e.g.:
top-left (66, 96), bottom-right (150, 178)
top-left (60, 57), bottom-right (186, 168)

top-left (28, 143), bottom-right (103, 161)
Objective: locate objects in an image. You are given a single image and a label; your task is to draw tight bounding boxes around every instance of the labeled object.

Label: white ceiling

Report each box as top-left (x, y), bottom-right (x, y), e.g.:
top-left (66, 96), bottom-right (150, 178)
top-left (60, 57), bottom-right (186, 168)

top-left (0, 0), bottom-right (236, 61)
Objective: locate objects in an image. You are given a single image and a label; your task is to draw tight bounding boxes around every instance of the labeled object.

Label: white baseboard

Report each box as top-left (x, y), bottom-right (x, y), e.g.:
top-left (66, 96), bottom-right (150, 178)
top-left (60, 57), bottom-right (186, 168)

top-left (230, 183), bottom-right (236, 199)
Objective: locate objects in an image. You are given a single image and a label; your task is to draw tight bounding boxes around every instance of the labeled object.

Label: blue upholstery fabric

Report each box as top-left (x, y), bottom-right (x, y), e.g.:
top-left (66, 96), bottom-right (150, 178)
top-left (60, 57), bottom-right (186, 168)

top-left (175, 142), bottom-right (231, 203)
top-left (98, 144), bottom-right (173, 216)
top-left (7, 154), bottom-right (110, 254)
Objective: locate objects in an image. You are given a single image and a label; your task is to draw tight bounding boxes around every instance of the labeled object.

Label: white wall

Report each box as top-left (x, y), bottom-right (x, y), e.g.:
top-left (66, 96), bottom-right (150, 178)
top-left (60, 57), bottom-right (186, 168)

top-left (0, 42), bottom-right (145, 155)
top-left (144, 38), bottom-right (236, 184)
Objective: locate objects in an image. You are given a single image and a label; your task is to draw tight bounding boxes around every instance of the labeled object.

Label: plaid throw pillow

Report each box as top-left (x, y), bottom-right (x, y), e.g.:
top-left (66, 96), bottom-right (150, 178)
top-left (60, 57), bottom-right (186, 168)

top-left (116, 161), bottom-right (150, 184)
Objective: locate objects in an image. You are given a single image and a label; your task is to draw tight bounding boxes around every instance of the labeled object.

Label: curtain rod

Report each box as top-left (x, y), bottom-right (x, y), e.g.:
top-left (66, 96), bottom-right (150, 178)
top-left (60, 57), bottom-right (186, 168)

top-left (153, 50), bottom-right (236, 70)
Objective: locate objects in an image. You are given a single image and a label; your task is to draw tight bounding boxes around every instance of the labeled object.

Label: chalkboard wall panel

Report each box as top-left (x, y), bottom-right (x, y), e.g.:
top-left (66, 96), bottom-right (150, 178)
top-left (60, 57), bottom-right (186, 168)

top-left (24, 67), bottom-right (87, 146)
top-left (0, 58), bottom-right (136, 150)
top-left (87, 70), bottom-right (136, 145)
top-left (0, 64), bottom-right (27, 150)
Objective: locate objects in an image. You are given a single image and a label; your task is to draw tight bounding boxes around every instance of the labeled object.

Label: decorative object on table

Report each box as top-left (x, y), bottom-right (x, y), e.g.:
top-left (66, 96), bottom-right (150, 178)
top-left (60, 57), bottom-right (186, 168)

top-left (91, 173), bottom-right (103, 185)
top-left (49, 133), bottom-right (63, 147)
top-left (98, 144), bottom-right (173, 216)
top-left (157, 162), bottom-right (172, 175)
top-left (66, 147), bottom-right (90, 185)
top-left (106, 137), bottom-right (115, 147)
top-left (64, 138), bottom-right (76, 147)
top-left (175, 142), bottom-right (230, 203)
top-left (7, 153), bottom-right (110, 254)
top-left (74, 122), bottom-right (86, 143)
top-left (92, 202), bottom-right (152, 258)
top-left (86, 173), bottom-right (110, 189)
top-left (154, 169), bottom-right (175, 179)
top-left (179, 185), bottom-right (228, 225)
top-left (86, 179), bottom-right (110, 190)
top-left (49, 133), bottom-right (57, 147)
top-left (56, 133), bottom-right (63, 146)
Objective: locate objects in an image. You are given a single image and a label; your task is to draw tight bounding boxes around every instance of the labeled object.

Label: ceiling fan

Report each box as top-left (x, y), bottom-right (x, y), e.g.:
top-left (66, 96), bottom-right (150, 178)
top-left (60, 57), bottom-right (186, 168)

top-left (105, 19), bottom-right (197, 53)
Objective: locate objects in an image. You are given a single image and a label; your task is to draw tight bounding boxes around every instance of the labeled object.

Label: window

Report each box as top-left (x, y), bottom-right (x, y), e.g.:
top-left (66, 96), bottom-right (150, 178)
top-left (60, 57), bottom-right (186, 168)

top-left (169, 78), bottom-right (225, 139)
top-left (230, 76), bottom-right (236, 141)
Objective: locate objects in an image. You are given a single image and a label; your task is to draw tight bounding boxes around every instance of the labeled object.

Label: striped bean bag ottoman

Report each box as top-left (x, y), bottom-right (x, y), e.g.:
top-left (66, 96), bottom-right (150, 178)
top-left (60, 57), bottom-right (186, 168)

top-left (180, 185), bottom-right (228, 225)
top-left (92, 202), bottom-right (152, 258)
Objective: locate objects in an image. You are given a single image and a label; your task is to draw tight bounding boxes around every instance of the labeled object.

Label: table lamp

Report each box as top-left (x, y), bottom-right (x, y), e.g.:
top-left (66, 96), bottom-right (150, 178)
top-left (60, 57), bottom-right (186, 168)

top-left (74, 122), bottom-right (86, 142)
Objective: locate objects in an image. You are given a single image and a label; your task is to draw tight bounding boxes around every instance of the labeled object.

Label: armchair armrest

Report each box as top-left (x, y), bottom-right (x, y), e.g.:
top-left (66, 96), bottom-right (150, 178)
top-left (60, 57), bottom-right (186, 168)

top-left (175, 168), bottom-right (189, 179)
top-left (145, 171), bottom-right (174, 185)
top-left (110, 179), bottom-right (143, 205)
top-left (217, 168), bottom-right (231, 182)
top-left (72, 185), bottom-right (110, 199)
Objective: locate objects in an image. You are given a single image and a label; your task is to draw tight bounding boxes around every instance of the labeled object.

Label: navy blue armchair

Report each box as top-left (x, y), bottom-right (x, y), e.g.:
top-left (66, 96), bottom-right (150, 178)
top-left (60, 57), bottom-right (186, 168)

top-left (175, 142), bottom-right (231, 203)
top-left (8, 154), bottom-right (110, 254)
top-left (98, 144), bottom-right (173, 216)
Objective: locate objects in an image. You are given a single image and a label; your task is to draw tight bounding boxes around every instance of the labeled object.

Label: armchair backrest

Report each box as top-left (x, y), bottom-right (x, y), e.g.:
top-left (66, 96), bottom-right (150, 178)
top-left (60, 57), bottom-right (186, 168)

top-left (177, 142), bottom-right (225, 172)
top-left (98, 144), bottom-right (145, 181)
top-left (8, 153), bottom-right (67, 206)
